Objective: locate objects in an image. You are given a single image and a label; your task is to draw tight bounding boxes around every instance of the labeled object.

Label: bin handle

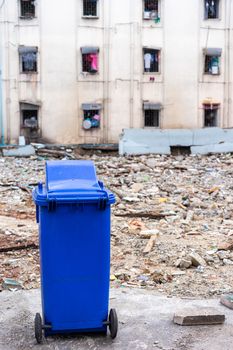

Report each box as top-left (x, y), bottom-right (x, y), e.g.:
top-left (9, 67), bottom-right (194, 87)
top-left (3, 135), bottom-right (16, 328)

top-left (98, 181), bottom-right (110, 201)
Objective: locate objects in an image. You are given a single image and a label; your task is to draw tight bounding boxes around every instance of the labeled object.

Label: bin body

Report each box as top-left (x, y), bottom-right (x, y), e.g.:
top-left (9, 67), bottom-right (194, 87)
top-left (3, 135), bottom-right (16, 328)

top-left (33, 160), bottom-right (115, 334)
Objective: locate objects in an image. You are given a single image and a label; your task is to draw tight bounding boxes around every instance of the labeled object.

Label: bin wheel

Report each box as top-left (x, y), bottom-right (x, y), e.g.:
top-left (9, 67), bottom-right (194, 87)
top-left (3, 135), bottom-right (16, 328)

top-left (109, 308), bottom-right (118, 339)
top-left (34, 313), bottom-right (43, 344)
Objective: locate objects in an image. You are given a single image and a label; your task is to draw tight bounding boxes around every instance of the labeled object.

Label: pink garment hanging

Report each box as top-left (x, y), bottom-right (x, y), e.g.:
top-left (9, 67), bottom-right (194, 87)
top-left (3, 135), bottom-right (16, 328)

top-left (89, 54), bottom-right (98, 71)
top-left (93, 114), bottom-right (100, 121)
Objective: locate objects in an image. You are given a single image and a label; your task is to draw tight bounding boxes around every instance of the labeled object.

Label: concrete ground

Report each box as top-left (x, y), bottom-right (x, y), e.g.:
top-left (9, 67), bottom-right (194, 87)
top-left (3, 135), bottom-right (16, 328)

top-left (0, 288), bottom-right (233, 350)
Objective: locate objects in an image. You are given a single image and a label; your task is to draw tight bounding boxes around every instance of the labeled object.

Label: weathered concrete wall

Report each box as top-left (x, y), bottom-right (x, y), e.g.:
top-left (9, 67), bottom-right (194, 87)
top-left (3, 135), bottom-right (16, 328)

top-left (119, 128), bottom-right (233, 155)
top-left (0, 0), bottom-right (233, 144)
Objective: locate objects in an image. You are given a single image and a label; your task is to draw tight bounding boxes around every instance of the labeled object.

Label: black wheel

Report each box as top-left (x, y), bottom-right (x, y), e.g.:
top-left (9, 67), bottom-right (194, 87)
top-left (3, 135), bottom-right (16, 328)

top-left (109, 308), bottom-right (118, 339)
top-left (34, 313), bottom-right (43, 344)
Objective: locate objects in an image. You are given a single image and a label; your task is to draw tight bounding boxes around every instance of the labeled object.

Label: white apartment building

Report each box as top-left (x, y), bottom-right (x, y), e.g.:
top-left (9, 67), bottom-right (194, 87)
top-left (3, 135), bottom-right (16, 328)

top-left (0, 0), bottom-right (232, 145)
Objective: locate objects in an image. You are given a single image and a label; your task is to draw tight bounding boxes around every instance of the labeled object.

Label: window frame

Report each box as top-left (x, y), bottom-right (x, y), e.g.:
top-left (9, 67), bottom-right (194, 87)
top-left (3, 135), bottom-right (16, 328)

top-left (82, 103), bottom-right (101, 130)
top-left (82, 0), bottom-right (99, 18)
top-left (203, 104), bottom-right (219, 127)
top-left (143, 103), bottom-right (161, 128)
top-left (19, 47), bottom-right (38, 74)
top-left (143, 48), bottom-right (161, 74)
top-left (203, 48), bottom-right (222, 76)
top-left (19, 0), bottom-right (36, 19)
top-left (143, 0), bottom-right (160, 21)
top-left (21, 110), bottom-right (38, 129)
top-left (204, 54), bottom-right (221, 75)
top-left (81, 47), bottom-right (99, 74)
top-left (204, 0), bottom-right (220, 20)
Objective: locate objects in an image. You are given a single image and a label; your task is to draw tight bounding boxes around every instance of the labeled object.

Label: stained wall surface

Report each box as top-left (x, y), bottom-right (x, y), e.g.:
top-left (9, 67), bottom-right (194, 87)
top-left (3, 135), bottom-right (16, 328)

top-left (0, 0), bottom-right (232, 144)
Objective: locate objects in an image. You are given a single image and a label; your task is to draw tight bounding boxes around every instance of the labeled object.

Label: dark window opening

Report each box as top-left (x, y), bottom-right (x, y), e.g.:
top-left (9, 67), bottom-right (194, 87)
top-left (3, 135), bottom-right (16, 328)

top-left (20, 0), bottom-right (35, 18)
top-left (83, 0), bottom-right (97, 17)
top-left (21, 110), bottom-right (38, 129)
top-left (144, 0), bottom-right (159, 20)
top-left (144, 48), bottom-right (160, 73)
top-left (204, 55), bottom-right (220, 74)
top-left (204, 0), bottom-right (219, 19)
top-left (19, 47), bottom-right (38, 73)
top-left (20, 103), bottom-right (39, 143)
top-left (204, 104), bottom-right (219, 127)
top-left (144, 109), bottom-right (160, 127)
top-left (83, 109), bottom-right (100, 130)
top-left (82, 49), bottom-right (99, 74)
top-left (22, 52), bottom-right (37, 72)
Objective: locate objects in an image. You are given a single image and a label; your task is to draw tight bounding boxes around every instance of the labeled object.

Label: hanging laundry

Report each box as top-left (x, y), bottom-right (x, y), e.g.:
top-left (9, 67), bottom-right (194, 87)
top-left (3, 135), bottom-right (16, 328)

top-left (24, 116), bottom-right (37, 128)
top-left (93, 114), bottom-right (100, 121)
top-left (91, 119), bottom-right (100, 128)
top-left (89, 53), bottom-right (98, 73)
top-left (205, 0), bottom-right (217, 19)
top-left (22, 52), bottom-right (37, 71)
top-left (83, 109), bottom-right (100, 130)
top-left (211, 57), bottom-right (219, 74)
top-left (144, 53), bottom-right (152, 72)
top-left (206, 56), bottom-right (219, 74)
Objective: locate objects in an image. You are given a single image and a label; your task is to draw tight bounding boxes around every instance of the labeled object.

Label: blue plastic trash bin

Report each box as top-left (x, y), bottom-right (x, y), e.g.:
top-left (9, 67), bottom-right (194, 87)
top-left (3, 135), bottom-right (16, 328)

top-left (32, 160), bottom-right (118, 343)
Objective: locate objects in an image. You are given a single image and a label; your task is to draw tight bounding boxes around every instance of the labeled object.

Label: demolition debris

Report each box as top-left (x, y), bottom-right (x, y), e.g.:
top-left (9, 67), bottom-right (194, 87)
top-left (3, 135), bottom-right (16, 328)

top-left (1, 151), bottom-right (233, 297)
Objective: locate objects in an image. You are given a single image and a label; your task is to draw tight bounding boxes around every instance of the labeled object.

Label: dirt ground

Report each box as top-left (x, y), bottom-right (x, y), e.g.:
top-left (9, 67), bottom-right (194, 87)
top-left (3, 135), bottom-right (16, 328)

top-left (1, 153), bottom-right (233, 297)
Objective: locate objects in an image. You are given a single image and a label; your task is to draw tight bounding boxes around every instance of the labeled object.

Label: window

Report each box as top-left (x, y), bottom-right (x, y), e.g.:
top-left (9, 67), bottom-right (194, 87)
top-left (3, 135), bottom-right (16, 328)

top-left (20, 0), bottom-right (35, 19)
top-left (83, 0), bottom-right (98, 17)
top-left (203, 103), bottom-right (219, 127)
top-left (82, 103), bottom-right (101, 130)
top-left (20, 102), bottom-right (39, 143)
top-left (143, 103), bottom-right (161, 127)
top-left (19, 46), bottom-right (38, 73)
top-left (81, 47), bottom-right (99, 74)
top-left (143, 48), bottom-right (160, 73)
top-left (204, 48), bottom-right (222, 75)
top-left (22, 109), bottom-right (38, 129)
top-left (204, 0), bottom-right (219, 19)
top-left (145, 110), bottom-right (160, 127)
top-left (144, 0), bottom-right (160, 22)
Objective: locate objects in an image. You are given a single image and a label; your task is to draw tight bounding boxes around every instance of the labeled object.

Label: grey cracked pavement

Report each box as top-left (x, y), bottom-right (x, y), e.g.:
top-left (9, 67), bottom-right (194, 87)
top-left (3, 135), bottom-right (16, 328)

top-left (0, 287), bottom-right (233, 350)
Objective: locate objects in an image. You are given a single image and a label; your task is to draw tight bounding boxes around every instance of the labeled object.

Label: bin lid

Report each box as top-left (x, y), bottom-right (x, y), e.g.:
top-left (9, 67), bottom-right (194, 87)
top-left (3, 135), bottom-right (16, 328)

top-left (33, 160), bottom-right (115, 206)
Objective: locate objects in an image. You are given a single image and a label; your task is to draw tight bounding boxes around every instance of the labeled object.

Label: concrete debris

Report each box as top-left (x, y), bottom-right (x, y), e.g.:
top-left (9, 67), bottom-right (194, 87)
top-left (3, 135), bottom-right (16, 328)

top-left (2, 145), bottom-right (35, 157)
top-left (189, 252), bottom-right (207, 267)
top-left (139, 229), bottom-right (160, 239)
top-left (218, 240), bottom-right (233, 251)
top-left (220, 294), bottom-right (233, 310)
top-left (119, 127), bottom-right (233, 155)
top-left (2, 278), bottom-right (22, 290)
top-left (223, 258), bottom-right (233, 265)
top-left (176, 258), bottom-right (192, 269)
top-left (1, 152), bottom-right (233, 297)
top-left (131, 183), bottom-right (144, 192)
top-left (123, 197), bottom-right (140, 203)
top-left (173, 307), bottom-right (225, 326)
top-left (143, 235), bottom-right (157, 254)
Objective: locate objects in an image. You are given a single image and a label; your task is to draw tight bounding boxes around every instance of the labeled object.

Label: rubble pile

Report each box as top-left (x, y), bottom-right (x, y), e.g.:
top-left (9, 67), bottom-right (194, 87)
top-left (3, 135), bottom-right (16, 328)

top-left (1, 153), bottom-right (233, 297)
